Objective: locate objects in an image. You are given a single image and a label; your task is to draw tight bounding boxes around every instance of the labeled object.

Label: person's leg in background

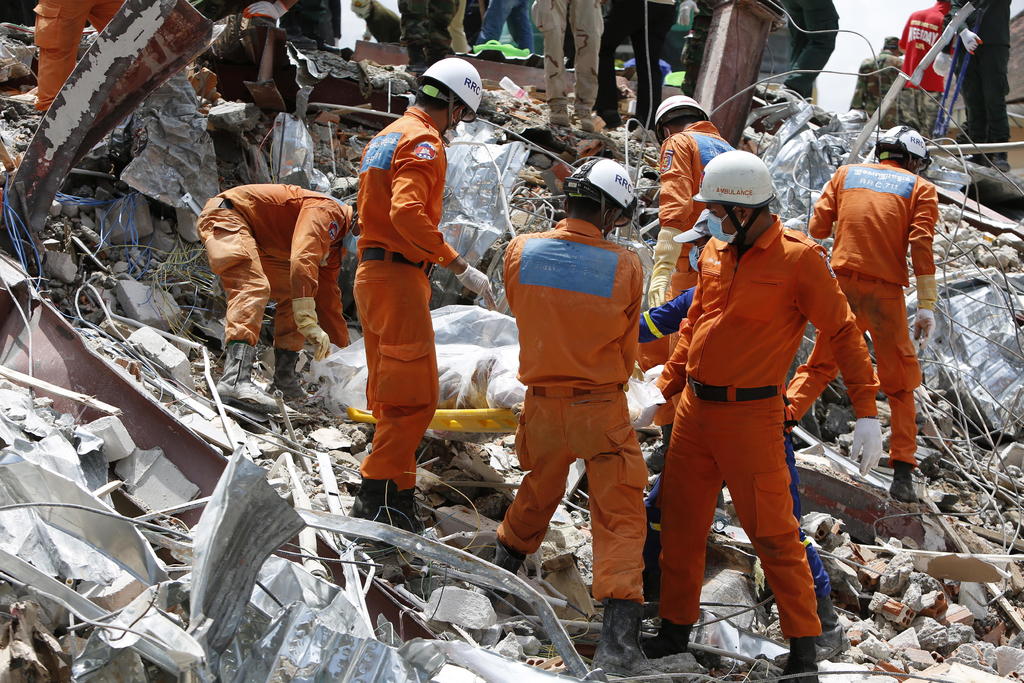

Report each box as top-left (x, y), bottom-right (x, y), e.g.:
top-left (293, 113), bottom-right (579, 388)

top-left (629, 2), bottom-right (673, 131)
top-left (478, 0), bottom-right (513, 43)
top-left (506, 0), bottom-right (535, 51)
top-left (595, 0), bottom-right (640, 128)
top-left (782, 0), bottom-right (838, 99)
top-left (570, 0), bottom-right (603, 126)
top-left (34, 0), bottom-right (99, 111)
top-left (448, 0), bottom-right (470, 51)
top-left (536, 0), bottom-right (571, 125)
top-left (425, 0), bottom-right (456, 63)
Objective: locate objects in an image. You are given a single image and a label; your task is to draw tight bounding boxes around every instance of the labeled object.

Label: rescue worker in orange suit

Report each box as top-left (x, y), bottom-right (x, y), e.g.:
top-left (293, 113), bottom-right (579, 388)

top-left (644, 151), bottom-right (881, 682)
top-left (31, 0), bottom-right (296, 111)
top-left (492, 158), bottom-right (651, 676)
top-left (643, 95), bottom-right (733, 467)
top-left (197, 184), bottom-right (354, 413)
top-left (786, 126), bottom-right (938, 503)
top-left (351, 58), bottom-right (496, 532)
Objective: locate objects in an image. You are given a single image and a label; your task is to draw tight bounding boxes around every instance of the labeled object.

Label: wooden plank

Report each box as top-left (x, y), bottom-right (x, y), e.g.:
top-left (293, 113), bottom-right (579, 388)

top-left (0, 363), bottom-right (121, 416)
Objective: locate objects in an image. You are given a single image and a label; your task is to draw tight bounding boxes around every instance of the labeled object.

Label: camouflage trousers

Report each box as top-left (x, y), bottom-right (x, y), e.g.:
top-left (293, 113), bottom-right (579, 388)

top-left (533, 0), bottom-right (603, 113)
top-left (898, 88), bottom-right (941, 137)
top-left (401, 0), bottom-right (455, 57)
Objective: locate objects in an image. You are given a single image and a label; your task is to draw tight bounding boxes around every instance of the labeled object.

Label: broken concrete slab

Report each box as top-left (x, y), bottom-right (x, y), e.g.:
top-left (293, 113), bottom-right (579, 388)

top-left (115, 446), bottom-right (200, 511)
top-left (114, 278), bottom-right (181, 332)
top-left (425, 587), bottom-right (496, 630)
top-left (82, 415), bottom-right (136, 463)
top-left (127, 326), bottom-right (194, 390)
top-left (208, 101), bottom-right (261, 133)
top-left (43, 250), bottom-right (77, 284)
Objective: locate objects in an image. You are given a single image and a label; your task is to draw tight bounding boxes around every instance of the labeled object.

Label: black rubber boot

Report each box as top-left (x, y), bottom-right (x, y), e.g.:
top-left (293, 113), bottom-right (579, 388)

top-left (493, 538), bottom-right (525, 575)
top-left (889, 460), bottom-right (917, 503)
top-left (273, 348), bottom-right (305, 402)
top-left (351, 477), bottom-right (420, 532)
top-left (783, 636), bottom-right (819, 682)
top-left (646, 423), bottom-right (672, 473)
top-left (407, 46), bottom-right (427, 74)
top-left (641, 619), bottom-right (691, 659)
top-left (990, 152), bottom-right (1011, 172)
top-left (217, 342), bottom-right (278, 414)
top-left (592, 599), bottom-right (650, 676)
top-left (814, 594), bottom-right (848, 659)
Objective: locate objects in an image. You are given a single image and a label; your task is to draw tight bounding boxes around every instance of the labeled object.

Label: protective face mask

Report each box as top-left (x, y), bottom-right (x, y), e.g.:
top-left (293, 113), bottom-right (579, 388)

top-left (706, 213), bottom-right (735, 244)
top-left (688, 244), bottom-right (702, 271)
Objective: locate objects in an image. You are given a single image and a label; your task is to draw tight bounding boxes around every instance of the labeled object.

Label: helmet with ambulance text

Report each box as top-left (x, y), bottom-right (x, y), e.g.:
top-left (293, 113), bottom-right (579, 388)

top-left (874, 126), bottom-right (929, 163)
top-left (564, 157), bottom-right (638, 213)
top-left (420, 58), bottom-right (483, 119)
top-left (654, 95), bottom-right (708, 142)
top-left (693, 150), bottom-right (776, 208)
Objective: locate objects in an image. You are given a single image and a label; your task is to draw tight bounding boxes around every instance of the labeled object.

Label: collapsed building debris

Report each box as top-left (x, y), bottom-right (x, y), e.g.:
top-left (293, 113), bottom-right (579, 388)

top-left (1, 3), bottom-right (1024, 681)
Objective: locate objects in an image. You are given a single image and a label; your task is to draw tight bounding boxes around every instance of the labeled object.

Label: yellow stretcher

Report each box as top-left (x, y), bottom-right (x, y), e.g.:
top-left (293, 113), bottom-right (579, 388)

top-left (346, 406), bottom-right (518, 433)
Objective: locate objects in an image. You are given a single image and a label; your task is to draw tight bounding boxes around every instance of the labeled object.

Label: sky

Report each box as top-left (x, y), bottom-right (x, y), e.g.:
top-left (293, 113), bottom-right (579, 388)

top-left (816, 0), bottom-right (1024, 113)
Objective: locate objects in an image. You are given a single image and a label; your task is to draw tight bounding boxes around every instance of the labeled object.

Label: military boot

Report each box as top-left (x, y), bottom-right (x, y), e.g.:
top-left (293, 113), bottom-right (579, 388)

top-left (351, 477), bottom-right (420, 532)
top-left (407, 46), bottom-right (427, 74)
top-left (782, 636), bottom-right (819, 682)
top-left (990, 152), bottom-right (1011, 172)
top-left (815, 593), bottom-right (848, 659)
top-left (641, 619), bottom-right (691, 659)
top-left (273, 348), bottom-right (305, 402)
top-left (549, 104), bottom-right (570, 127)
top-left (889, 460), bottom-right (917, 503)
top-left (493, 538), bottom-right (525, 575)
top-left (217, 342), bottom-right (278, 414)
top-left (592, 599), bottom-right (651, 676)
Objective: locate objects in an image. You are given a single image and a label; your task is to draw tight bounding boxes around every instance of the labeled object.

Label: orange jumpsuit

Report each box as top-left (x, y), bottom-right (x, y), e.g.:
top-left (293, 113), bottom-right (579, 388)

top-left (787, 161), bottom-right (938, 466)
top-left (497, 219), bottom-right (647, 601)
top-left (355, 107), bottom-right (459, 490)
top-left (197, 184), bottom-right (351, 352)
top-left (657, 219), bottom-right (878, 638)
top-left (642, 120), bottom-right (733, 423)
top-left (33, 0), bottom-right (124, 111)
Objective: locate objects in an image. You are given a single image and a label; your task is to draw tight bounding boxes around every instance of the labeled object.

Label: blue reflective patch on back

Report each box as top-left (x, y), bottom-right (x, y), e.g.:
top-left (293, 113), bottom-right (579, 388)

top-left (843, 166), bottom-right (915, 198)
top-left (359, 132), bottom-right (402, 173)
top-left (519, 238), bottom-right (618, 298)
top-left (690, 133), bottom-right (733, 167)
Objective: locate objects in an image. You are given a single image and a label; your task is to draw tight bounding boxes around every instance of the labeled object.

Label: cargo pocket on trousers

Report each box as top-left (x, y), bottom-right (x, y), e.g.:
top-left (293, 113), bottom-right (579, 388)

top-left (33, 3), bottom-right (64, 49)
top-left (514, 407), bottom-right (533, 471)
top-left (375, 340), bottom-right (435, 407)
top-left (753, 467), bottom-right (799, 538)
top-left (608, 423), bottom-right (647, 490)
top-left (203, 222), bottom-right (249, 273)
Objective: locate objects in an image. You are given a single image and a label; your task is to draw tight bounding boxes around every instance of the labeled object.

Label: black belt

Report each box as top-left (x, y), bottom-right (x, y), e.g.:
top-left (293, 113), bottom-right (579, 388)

top-left (689, 378), bottom-right (779, 402)
top-left (360, 247), bottom-right (431, 273)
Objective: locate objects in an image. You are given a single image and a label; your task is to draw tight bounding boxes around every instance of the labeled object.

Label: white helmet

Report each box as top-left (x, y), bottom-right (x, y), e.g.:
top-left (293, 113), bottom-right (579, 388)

top-left (420, 58), bottom-right (483, 120)
top-left (655, 95), bottom-right (708, 141)
top-left (875, 125), bottom-right (929, 164)
top-left (564, 157), bottom-right (637, 212)
top-left (693, 150), bottom-right (775, 208)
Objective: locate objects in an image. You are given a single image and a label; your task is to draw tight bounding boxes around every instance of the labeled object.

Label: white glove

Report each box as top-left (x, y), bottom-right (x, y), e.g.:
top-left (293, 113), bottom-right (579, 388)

top-left (914, 308), bottom-right (935, 351)
top-left (959, 28), bottom-right (981, 54)
top-left (351, 0), bottom-right (372, 18)
top-left (850, 417), bottom-right (883, 476)
top-left (243, 1), bottom-right (288, 20)
top-left (456, 265), bottom-right (497, 309)
top-left (933, 52), bottom-right (952, 77)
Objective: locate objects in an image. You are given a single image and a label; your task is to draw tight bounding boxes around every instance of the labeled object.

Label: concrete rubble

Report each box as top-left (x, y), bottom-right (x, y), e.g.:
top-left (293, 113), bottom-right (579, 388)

top-left (1, 9), bottom-right (1024, 683)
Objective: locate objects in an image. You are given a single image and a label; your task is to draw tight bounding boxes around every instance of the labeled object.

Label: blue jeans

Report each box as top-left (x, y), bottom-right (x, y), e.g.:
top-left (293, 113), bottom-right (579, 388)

top-left (642, 433), bottom-right (831, 598)
top-left (478, 0), bottom-right (534, 51)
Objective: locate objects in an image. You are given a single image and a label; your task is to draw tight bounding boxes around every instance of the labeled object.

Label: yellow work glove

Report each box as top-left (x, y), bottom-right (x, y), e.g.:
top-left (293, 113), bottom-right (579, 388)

top-left (916, 273), bottom-right (937, 311)
top-left (292, 297), bottom-right (331, 360)
top-left (649, 227), bottom-right (683, 308)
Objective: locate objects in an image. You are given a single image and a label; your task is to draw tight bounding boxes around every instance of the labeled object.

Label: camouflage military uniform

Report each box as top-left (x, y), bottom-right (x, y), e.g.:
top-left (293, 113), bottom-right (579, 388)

top-left (401, 0), bottom-right (456, 64)
top-left (679, 0), bottom-right (711, 97)
top-left (849, 46), bottom-right (904, 128)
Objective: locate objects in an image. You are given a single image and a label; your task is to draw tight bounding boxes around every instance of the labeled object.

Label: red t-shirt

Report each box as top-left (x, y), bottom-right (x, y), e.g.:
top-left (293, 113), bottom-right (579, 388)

top-left (900, 1), bottom-right (951, 92)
